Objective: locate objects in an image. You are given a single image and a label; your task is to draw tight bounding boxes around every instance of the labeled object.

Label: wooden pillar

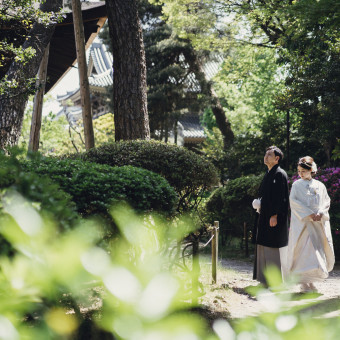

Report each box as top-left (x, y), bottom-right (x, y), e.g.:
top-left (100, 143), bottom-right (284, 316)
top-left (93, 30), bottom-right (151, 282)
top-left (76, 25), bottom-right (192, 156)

top-left (72, 0), bottom-right (95, 150)
top-left (212, 221), bottom-right (219, 283)
top-left (28, 43), bottom-right (50, 152)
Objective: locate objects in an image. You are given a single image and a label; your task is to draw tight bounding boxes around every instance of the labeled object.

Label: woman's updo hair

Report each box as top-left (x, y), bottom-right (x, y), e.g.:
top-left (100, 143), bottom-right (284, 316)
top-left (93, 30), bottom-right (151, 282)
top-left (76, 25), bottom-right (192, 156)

top-left (298, 156), bottom-right (316, 173)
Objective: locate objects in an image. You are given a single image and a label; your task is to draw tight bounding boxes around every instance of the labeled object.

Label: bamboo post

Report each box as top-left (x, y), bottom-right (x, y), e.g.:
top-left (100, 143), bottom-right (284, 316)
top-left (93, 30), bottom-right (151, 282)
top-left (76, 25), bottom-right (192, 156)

top-left (28, 43), bottom-right (50, 152)
top-left (212, 221), bottom-right (219, 283)
top-left (72, 0), bottom-right (95, 150)
top-left (244, 222), bottom-right (249, 257)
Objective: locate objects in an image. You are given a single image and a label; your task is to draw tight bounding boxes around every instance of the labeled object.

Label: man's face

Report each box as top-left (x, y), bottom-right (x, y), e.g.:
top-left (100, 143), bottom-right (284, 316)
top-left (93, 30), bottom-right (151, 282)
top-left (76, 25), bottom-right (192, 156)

top-left (264, 149), bottom-right (279, 167)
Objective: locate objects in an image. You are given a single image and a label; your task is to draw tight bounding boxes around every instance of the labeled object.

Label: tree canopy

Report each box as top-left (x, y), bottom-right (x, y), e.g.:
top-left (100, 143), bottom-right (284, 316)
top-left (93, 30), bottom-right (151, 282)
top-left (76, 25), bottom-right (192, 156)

top-left (154, 0), bottom-right (340, 170)
top-left (0, 0), bottom-right (64, 149)
top-left (0, 0), bottom-right (64, 97)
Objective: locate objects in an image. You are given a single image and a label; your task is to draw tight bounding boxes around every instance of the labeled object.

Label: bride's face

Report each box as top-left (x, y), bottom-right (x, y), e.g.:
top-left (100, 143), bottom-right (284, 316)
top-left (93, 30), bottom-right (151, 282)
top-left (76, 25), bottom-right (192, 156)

top-left (298, 166), bottom-right (312, 180)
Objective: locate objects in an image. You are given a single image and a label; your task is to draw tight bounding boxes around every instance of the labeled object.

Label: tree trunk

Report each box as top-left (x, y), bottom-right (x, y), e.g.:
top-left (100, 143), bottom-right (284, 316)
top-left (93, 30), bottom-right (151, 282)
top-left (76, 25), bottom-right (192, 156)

top-left (29, 43), bottom-right (50, 152)
top-left (72, 0), bottom-right (95, 150)
top-left (209, 88), bottom-right (234, 149)
top-left (0, 0), bottom-right (63, 150)
top-left (105, 0), bottom-right (150, 141)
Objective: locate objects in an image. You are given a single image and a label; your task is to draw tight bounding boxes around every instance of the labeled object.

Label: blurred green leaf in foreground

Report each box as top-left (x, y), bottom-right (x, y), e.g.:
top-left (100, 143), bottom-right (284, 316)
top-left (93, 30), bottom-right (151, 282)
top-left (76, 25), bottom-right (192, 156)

top-left (0, 191), bottom-right (340, 339)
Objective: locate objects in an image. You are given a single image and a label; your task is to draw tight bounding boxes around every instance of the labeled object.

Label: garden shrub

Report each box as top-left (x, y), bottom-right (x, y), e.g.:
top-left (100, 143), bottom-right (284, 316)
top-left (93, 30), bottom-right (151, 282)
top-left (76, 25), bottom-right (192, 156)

top-left (0, 154), bottom-right (79, 256)
top-left (0, 154), bottom-right (79, 232)
top-left (204, 175), bottom-right (263, 243)
top-left (290, 167), bottom-right (340, 260)
top-left (21, 157), bottom-right (178, 218)
top-left (70, 140), bottom-right (219, 212)
top-left (1, 194), bottom-right (340, 339)
top-left (0, 201), bottom-right (215, 339)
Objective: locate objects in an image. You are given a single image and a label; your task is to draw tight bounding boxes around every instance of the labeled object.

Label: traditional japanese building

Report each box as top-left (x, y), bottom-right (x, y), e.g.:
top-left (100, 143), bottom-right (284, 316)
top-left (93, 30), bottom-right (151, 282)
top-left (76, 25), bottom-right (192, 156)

top-left (56, 41), bottom-right (211, 147)
top-left (56, 42), bottom-right (112, 124)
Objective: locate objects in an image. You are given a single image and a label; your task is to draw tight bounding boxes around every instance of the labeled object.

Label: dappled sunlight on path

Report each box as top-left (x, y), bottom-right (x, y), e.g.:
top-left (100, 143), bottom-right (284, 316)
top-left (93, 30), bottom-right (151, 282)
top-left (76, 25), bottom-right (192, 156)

top-left (201, 257), bottom-right (340, 320)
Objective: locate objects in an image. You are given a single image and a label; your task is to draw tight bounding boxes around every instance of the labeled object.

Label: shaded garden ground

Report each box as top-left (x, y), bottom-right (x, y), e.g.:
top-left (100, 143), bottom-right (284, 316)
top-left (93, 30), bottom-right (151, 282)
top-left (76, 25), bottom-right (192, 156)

top-left (199, 256), bottom-right (340, 320)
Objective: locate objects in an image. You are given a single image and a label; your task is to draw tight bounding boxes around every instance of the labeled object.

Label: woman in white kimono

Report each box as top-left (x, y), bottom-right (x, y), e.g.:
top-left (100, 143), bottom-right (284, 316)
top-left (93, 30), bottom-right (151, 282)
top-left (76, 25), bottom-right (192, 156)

top-left (287, 156), bottom-right (335, 292)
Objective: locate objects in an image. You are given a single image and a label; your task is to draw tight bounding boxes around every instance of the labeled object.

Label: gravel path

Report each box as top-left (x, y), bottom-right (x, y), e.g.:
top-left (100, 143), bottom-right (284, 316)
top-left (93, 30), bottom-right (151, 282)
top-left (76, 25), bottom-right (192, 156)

top-left (201, 257), bottom-right (340, 320)
top-left (221, 260), bottom-right (340, 318)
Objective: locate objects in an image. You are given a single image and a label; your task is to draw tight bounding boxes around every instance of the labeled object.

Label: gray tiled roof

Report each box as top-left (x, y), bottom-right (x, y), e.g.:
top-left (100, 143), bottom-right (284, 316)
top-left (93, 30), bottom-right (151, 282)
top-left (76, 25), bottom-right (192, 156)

top-left (57, 89), bottom-right (78, 101)
top-left (87, 43), bottom-right (222, 91)
top-left (88, 42), bottom-right (113, 87)
top-left (179, 115), bottom-right (205, 139)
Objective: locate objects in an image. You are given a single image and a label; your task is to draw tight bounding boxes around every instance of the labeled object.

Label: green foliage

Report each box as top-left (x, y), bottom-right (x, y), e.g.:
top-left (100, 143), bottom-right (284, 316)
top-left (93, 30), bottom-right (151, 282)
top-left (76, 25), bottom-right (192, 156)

top-left (201, 127), bottom-right (227, 182)
top-left (93, 112), bottom-right (115, 145)
top-left (1, 179), bottom-right (340, 339)
top-left (19, 99), bottom-right (115, 155)
top-left (0, 155), bottom-right (340, 338)
top-left (332, 140), bottom-right (340, 161)
top-left (204, 175), bottom-right (263, 238)
top-left (214, 46), bottom-right (285, 135)
top-left (19, 101), bottom-right (76, 154)
top-left (274, 0), bottom-right (340, 163)
top-left (200, 44), bottom-right (294, 179)
top-left (201, 123), bottom-right (295, 180)
top-left (158, 0), bottom-right (340, 169)
top-left (74, 140), bottom-right (219, 212)
top-left (0, 193), bottom-right (215, 339)
top-left (152, 0), bottom-right (232, 51)
top-left (0, 0), bottom-right (65, 96)
top-left (21, 156), bottom-right (178, 221)
top-left (0, 151), bottom-right (79, 255)
top-left (142, 4), bottom-right (209, 137)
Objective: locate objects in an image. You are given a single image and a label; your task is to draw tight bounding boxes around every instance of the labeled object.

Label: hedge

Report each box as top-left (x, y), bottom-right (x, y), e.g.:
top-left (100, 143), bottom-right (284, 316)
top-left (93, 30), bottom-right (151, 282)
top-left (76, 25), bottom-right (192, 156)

top-left (0, 155), bottom-right (79, 232)
top-left (21, 157), bottom-right (178, 217)
top-left (0, 155), bottom-right (79, 256)
top-left (70, 140), bottom-right (219, 212)
top-left (204, 175), bottom-right (263, 241)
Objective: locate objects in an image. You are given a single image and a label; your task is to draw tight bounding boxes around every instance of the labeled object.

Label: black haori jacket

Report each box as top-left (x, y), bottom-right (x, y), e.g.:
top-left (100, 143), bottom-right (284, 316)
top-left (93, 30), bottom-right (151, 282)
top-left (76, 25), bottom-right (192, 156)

top-left (255, 164), bottom-right (289, 248)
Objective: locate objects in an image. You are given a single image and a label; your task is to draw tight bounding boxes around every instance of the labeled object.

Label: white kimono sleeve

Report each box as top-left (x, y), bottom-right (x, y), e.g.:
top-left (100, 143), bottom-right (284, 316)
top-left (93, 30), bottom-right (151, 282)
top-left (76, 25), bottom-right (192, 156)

top-left (289, 183), bottom-right (314, 221)
top-left (317, 184), bottom-right (331, 221)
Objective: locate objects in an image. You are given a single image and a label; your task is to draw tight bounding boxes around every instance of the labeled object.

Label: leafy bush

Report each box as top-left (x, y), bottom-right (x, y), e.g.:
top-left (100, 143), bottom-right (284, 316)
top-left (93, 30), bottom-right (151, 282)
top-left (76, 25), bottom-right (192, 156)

top-left (0, 195), bottom-right (212, 339)
top-left (0, 154), bottom-right (79, 232)
top-left (1, 192), bottom-right (340, 339)
top-left (21, 157), bottom-right (178, 219)
top-left (70, 140), bottom-right (219, 212)
top-left (290, 167), bottom-right (340, 259)
top-left (0, 154), bottom-right (79, 256)
top-left (204, 175), bottom-right (263, 241)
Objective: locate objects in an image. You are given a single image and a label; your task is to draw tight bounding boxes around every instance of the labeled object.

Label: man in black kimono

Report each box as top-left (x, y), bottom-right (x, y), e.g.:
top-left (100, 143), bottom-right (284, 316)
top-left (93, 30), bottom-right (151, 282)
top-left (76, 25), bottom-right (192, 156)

top-left (252, 146), bottom-right (289, 286)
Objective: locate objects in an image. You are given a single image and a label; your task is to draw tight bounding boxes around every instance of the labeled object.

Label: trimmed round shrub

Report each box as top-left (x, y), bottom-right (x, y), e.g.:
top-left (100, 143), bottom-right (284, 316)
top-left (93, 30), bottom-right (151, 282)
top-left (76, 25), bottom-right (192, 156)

top-left (70, 140), bottom-right (219, 212)
top-left (204, 175), bottom-right (263, 241)
top-left (21, 157), bottom-right (178, 217)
